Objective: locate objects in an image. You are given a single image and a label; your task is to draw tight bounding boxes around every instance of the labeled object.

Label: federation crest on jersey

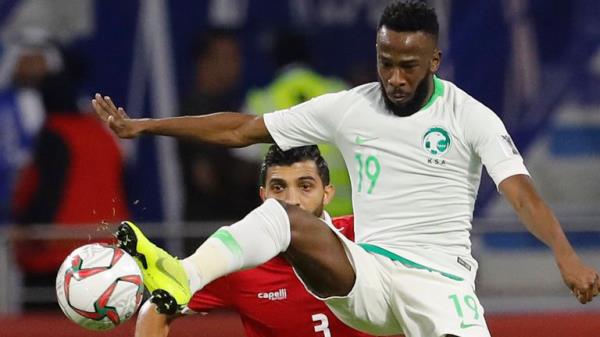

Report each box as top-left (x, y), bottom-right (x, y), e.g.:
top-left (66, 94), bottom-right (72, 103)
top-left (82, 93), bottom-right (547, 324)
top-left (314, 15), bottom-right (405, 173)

top-left (422, 127), bottom-right (451, 156)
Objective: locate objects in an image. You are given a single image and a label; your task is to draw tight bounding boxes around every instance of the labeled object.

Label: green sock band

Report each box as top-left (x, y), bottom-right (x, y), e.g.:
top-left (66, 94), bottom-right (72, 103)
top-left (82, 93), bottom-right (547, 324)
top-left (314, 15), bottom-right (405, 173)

top-left (211, 228), bottom-right (243, 259)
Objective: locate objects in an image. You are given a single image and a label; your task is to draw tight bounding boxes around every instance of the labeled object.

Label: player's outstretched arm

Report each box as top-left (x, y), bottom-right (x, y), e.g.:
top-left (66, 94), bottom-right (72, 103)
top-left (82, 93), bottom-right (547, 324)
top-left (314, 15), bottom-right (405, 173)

top-left (91, 93), bottom-right (272, 147)
top-left (499, 174), bottom-right (600, 304)
top-left (135, 300), bottom-right (179, 337)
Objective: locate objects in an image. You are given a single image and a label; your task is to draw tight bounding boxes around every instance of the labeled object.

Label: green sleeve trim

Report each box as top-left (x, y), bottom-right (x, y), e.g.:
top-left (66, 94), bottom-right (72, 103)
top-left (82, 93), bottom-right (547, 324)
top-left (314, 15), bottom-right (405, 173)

top-left (421, 75), bottom-right (445, 110)
top-left (212, 229), bottom-right (243, 258)
top-left (358, 243), bottom-right (463, 281)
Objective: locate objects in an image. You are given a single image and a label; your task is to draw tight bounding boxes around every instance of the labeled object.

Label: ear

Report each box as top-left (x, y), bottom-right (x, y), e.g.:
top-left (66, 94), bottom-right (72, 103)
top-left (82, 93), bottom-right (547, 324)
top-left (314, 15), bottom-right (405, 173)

top-left (322, 184), bottom-right (335, 206)
top-left (259, 187), bottom-right (266, 202)
top-left (430, 48), bottom-right (442, 73)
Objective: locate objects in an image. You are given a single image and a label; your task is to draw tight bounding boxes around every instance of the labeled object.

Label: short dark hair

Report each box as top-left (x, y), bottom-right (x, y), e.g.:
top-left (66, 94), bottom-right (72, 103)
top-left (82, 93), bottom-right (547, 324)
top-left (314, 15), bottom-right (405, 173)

top-left (259, 145), bottom-right (330, 187)
top-left (378, 1), bottom-right (439, 39)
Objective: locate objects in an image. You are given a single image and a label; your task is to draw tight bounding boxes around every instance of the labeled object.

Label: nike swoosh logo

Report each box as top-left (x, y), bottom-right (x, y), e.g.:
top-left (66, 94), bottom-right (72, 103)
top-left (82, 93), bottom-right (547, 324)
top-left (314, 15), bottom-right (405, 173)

top-left (156, 257), bottom-right (187, 289)
top-left (355, 135), bottom-right (378, 145)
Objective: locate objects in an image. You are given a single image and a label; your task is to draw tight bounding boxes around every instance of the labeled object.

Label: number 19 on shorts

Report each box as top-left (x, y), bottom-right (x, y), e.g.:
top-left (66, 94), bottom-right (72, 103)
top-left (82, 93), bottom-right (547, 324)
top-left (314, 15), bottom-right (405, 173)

top-left (448, 293), bottom-right (485, 330)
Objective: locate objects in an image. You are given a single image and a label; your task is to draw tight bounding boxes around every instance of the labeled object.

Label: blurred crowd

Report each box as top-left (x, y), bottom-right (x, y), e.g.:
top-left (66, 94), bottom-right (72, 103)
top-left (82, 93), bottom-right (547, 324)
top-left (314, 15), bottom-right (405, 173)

top-left (1, 0), bottom-right (598, 312)
top-left (0, 28), bottom-right (132, 309)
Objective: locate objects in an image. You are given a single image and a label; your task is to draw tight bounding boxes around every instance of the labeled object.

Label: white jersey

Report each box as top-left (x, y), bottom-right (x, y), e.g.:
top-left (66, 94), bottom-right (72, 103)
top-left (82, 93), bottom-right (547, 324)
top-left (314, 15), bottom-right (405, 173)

top-left (264, 77), bottom-right (529, 282)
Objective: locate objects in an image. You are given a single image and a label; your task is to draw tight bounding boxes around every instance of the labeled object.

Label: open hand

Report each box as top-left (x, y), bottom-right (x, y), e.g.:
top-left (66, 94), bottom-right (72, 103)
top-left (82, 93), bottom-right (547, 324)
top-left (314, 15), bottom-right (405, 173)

top-left (92, 93), bottom-right (140, 138)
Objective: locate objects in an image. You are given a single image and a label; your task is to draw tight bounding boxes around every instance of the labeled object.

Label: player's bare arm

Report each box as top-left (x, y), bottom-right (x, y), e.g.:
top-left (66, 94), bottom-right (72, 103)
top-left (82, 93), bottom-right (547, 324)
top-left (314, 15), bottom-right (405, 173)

top-left (91, 93), bottom-right (272, 147)
top-left (499, 174), bottom-right (600, 304)
top-left (135, 301), bottom-right (168, 337)
top-left (135, 301), bottom-right (181, 337)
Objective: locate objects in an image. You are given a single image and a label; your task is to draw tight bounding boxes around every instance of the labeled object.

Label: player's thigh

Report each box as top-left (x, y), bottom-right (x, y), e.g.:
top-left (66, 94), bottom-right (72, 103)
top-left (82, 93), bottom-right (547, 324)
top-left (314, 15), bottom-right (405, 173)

top-left (390, 266), bottom-right (491, 337)
top-left (283, 205), bottom-right (355, 297)
top-left (321, 238), bottom-right (403, 336)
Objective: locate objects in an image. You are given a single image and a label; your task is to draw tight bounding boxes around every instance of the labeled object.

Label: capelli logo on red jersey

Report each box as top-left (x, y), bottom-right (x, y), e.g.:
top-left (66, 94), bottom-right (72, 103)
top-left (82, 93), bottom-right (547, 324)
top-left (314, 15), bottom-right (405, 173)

top-left (257, 288), bottom-right (287, 301)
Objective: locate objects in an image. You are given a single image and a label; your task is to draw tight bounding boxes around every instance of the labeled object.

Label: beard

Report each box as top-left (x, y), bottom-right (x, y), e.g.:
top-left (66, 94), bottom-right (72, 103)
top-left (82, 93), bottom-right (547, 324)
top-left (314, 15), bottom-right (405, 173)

top-left (379, 74), bottom-right (431, 117)
top-left (312, 204), bottom-right (324, 218)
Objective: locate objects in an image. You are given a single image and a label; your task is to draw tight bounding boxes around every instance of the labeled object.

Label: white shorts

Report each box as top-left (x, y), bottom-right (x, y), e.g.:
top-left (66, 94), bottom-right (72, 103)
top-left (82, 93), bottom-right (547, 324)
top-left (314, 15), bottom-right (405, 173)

top-left (307, 229), bottom-right (491, 337)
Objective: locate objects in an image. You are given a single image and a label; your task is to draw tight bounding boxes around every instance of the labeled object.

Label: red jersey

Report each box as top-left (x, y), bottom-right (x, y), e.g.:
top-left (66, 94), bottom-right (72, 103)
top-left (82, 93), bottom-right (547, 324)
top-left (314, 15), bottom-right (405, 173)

top-left (186, 215), bottom-right (371, 337)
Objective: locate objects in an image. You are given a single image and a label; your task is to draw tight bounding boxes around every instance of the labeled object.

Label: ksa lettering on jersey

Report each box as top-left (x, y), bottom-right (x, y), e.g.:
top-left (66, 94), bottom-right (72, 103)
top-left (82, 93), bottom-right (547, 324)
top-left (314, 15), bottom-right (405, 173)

top-left (264, 76), bottom-right (530, 283)
top-left (257, 288), bottom-right (287, 301)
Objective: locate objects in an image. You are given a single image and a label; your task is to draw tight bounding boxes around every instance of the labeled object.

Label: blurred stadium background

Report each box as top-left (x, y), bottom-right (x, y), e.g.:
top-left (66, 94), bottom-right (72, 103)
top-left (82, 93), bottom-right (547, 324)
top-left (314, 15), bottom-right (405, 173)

top-left (0, 0), bottom-right (599, 336)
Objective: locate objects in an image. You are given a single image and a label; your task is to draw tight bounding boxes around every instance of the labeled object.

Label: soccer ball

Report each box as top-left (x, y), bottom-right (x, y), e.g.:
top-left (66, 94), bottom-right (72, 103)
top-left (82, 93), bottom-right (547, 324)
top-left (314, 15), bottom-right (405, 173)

top-left (55, 243), bottom-right (144, 330)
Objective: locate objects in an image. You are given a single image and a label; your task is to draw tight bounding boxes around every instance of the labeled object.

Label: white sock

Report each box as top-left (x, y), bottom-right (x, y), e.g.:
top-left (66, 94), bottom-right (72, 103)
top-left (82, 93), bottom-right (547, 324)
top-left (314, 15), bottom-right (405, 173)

top-left (181, 259), bottom-right (203, 291)
top-left (182, 198), bottom-right (291, 292)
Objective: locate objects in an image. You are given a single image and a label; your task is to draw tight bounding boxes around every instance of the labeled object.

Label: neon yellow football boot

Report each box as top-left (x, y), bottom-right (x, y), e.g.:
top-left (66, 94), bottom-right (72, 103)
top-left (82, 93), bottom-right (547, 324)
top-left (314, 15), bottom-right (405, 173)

top-left (116, 221), bottom-right (191, 314)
